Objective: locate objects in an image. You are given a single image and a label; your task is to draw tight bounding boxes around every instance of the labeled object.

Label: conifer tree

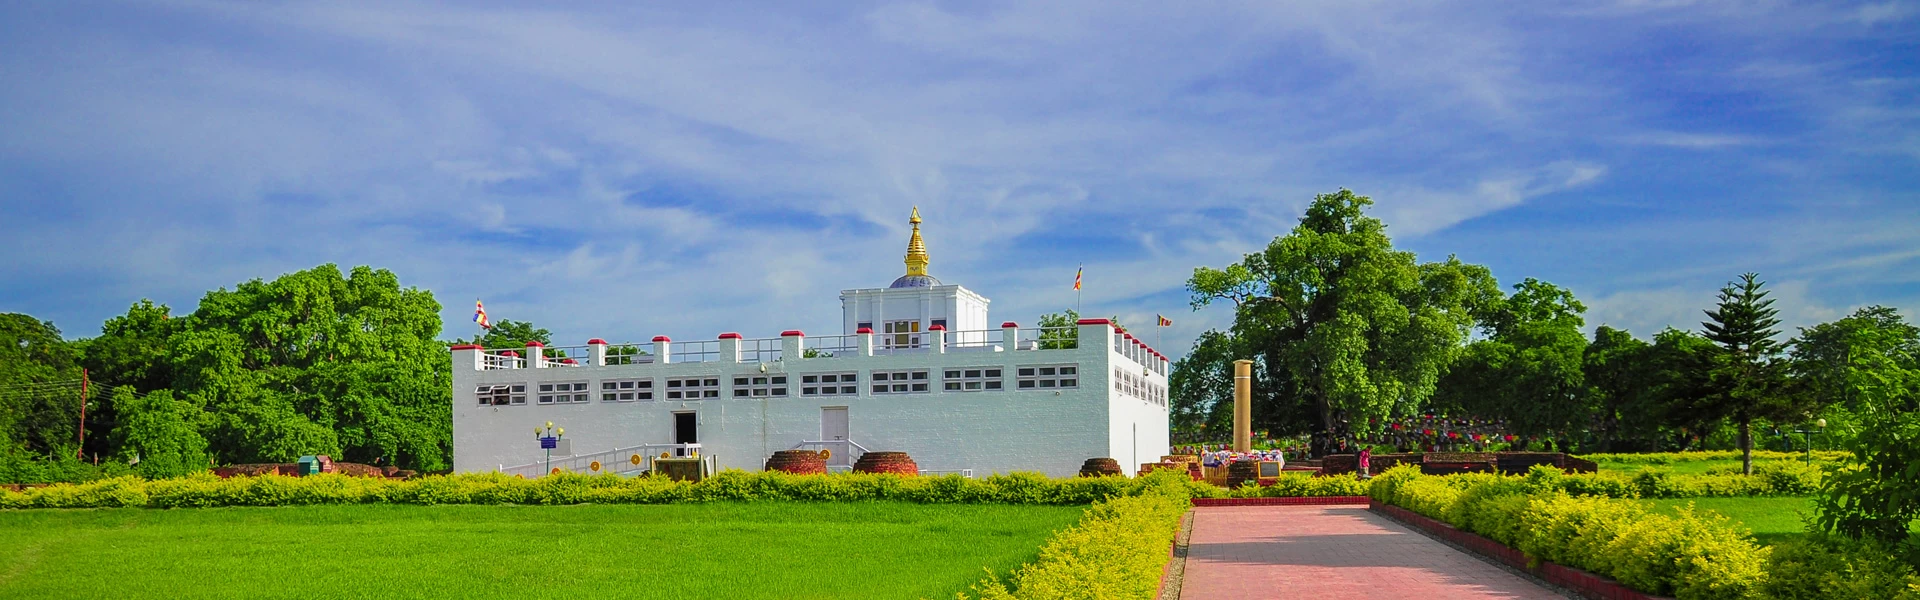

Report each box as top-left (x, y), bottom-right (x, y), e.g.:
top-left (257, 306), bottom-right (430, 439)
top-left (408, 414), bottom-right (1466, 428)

top-left (1701, 272), bottom-right (1787, 475)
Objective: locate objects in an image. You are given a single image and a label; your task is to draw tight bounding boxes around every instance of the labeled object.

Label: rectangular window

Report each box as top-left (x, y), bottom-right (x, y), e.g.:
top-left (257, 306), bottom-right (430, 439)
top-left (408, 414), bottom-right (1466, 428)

top-left (732, 375), bottom-right (790, 398)
top-left (475, 384), bottom-right (527, 406)
top-left (871, 369), bottom-right (930, 394)
top-left (600, 378), bottom-right (654, 402)
top-left (942, 366), bottom-right (1003, 392)
top-left (884, 320), bottom-right (921, 349)
top-left (1017, 365), bottom-right (1078, 390)
top-left (538, 381), bottom-right (590, 404)
top-left (665, 377), bottom-right (721, 400)
top-left (801, 372), bottom-right (859, 396)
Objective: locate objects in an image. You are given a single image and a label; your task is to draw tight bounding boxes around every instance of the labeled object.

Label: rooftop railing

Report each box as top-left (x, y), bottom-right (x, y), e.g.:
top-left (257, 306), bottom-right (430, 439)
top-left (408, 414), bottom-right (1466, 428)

top-left (456, 320), bottom-right (1173, 370)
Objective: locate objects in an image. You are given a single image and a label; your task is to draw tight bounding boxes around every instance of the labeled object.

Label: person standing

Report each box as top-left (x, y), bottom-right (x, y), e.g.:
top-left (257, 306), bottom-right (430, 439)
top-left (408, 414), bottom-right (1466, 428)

top-left (1358, 447), bottom-right (1372, 480)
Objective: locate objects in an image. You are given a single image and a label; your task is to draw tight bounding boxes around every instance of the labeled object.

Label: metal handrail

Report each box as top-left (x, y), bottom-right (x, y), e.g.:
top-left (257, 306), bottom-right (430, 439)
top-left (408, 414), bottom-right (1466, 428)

top-left (802, 335), bottom-right (858, 357)
top-left (739, 337), bottom-right (783, 363)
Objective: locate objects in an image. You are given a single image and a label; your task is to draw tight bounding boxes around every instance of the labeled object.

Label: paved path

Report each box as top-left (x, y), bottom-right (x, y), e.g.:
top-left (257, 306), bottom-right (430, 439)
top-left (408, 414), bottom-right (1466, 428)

top-left (1178, 506), bottom-right (1566, 600)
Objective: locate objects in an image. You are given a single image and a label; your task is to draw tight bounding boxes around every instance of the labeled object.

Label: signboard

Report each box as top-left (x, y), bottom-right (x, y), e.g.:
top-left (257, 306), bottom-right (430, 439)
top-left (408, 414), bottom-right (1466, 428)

top-left (1259, 461), bottom-right (1282, 477)
top-left (539, 436), bottom-right (558, 449)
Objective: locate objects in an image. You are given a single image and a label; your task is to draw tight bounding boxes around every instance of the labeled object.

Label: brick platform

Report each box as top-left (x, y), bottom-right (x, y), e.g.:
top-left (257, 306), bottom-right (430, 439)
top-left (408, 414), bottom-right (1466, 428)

top-left (1178, 505), bottom-right (1566, 599)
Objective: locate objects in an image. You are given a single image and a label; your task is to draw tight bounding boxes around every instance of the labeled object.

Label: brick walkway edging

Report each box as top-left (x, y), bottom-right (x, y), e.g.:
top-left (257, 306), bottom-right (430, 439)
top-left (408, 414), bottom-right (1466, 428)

top-left (1189, 496), bottom-right (1370, 507)
top-left (1368, 500), bottom-right (1673, 600)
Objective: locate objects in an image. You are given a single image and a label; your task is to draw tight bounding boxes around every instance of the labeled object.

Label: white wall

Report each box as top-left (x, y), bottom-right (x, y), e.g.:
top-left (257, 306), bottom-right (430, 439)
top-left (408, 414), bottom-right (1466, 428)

top-left (450, 322), bottom-right (1157, 478)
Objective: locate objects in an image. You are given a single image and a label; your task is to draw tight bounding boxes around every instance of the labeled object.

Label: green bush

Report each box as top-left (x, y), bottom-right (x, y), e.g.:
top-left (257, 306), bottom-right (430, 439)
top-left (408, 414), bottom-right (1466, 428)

top-left (1759, 532), bottom-right (1920, 599)
top-left (1225, 473), bottom-right (1368, 498)
top-left (1371, 469), bottom-right (1770, 600)
top-left (1578, 450), bottom-right (1848, 464)
top-left (1, 467), bottom-right (1219, 510)
top-left (959, 489), bottom-right (1187, 599)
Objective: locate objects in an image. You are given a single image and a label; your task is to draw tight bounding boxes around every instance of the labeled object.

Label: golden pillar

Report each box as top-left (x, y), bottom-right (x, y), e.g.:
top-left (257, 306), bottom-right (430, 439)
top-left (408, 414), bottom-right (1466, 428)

top-left (1233, 359), bottom-right (1252, 453)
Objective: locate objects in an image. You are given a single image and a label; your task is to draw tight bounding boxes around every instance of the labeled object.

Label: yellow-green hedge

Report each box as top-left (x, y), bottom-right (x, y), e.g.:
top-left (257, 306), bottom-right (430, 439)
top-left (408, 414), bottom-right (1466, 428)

top-left (1, 468), bottom-right (1218, 509)
top-left (1369, 465), bottom-right (1770, 600)
top-left (959, 489), bottom-right (1187, 599)
top-left (1577, 450), bottom-right (1847, 465)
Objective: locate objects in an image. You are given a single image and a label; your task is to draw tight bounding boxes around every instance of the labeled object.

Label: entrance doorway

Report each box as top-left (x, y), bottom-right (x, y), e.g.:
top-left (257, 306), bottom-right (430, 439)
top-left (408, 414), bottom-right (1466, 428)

top-left (674, 412), bottom-right (697, 456)
top-left (821, 407), bottom-right (849, 466)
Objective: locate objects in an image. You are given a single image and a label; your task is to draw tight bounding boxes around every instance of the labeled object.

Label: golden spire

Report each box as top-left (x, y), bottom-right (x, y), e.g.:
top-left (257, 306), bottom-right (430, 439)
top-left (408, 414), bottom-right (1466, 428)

top-left (904, 206), bottom-right (929, 277)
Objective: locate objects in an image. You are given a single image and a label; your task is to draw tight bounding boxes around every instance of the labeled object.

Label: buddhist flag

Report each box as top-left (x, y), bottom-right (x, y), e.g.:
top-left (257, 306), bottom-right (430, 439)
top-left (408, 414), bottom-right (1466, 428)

top-left (1157, 314), bottom-right (1172, 327)
top-left (473, 300), bottom-right (491, 329)
top-left (1073, 265), bottom-right (1083, 291)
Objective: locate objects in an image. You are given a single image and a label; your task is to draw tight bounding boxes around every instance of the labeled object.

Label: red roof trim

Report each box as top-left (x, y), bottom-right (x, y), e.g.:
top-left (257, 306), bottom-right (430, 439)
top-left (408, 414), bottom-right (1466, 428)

top-left (718, 332), bottom-right (743, 340)
top-left (780, 330), bottom-right (805, 337)
top-left (1075, 318), bottom-right (1111, 325)
top-left (525, 341), bottom-right (545, 347)
top-left (1000, 321), bottom-right (1019, 328)
top-left (855, 327), bottom-right (873, 334)
top-left (651, 335), bottom-right (672, 342)
top-left (449, 344), bottom-right (483, 351)
top-left (502, 350), bottom-right (520, 357)
top-left (927, 324), bottom-right (946, 331)
top-left (587, 338), bottom-right (608, 345)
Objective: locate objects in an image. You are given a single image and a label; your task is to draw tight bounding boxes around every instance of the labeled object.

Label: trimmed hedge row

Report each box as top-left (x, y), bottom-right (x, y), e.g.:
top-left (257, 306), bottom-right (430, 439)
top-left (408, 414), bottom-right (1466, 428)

top-left (1, 468), bottom-right (1218, 509)
top-left (1370, 465), bottom-right (1768, 600)
top-left (960, 491), bottom-right (1187, 599)
top-left (1577, 450), bottom-right (1847, 465)
top-left (1222, 472), bottom-right (1370, 498)
top-left (1369, 465), bottom-right (1920, 600)
top-left (1540, 461), bottom-right (1824, 499)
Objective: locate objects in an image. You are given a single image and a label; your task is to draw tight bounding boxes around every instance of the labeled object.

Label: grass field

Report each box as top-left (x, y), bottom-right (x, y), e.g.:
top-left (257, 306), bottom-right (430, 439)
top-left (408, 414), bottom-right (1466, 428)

top-left (0, 502), bottom-right (1085, 599)
top-left (1633, 496), bottom-right (1815, 546)
top-left (1594, 457), bottom-right (1828, 475)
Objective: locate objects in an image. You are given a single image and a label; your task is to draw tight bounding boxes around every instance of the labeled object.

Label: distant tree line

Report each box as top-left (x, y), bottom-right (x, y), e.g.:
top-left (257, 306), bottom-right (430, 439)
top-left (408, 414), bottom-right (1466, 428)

top-left (1, 264), bottom-right (458, 480)
top-left (1172, 190), bottom-right (1916, 479)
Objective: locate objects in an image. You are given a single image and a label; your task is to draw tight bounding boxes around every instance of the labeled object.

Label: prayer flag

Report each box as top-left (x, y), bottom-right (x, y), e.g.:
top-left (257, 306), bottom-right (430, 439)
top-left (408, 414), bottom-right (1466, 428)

top-left (1073, 265), bottom-right (1082, 291)
top-left (473, 300), bottom-right (491, 329)
top-left (1157, 314), bottom-right (1172, 327)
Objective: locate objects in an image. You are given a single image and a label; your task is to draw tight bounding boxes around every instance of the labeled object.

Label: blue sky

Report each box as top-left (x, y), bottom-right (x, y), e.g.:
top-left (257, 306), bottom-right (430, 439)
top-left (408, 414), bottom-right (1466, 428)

top-left (2, 1), bottom-right (1916, 358)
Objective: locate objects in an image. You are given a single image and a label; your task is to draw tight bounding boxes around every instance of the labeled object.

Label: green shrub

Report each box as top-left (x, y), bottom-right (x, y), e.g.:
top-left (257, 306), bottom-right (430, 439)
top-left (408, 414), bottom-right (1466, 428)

top-left (958, 491), bottom-right (1186, 599)
top-left (1759, 532), bottom-right (1920, 599)
top-left (1376, 470), bottom-right (1770, 600)
top-left (1578, 450), bottom-right (1848, 464)
top-left (1225, 473), bottom-right (1368, 498)
top-left (1, 466), bottom-right (1227, 510)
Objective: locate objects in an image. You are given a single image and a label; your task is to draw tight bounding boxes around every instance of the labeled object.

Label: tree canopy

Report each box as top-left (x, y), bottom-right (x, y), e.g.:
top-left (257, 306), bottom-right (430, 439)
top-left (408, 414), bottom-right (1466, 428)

top-left (1187, 190), bottom-right (1499, 453)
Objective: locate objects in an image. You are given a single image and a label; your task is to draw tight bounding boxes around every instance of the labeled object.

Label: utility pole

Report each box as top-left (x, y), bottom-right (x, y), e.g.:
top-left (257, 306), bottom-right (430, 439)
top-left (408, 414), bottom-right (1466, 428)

top-left (76, 368), bottom-right (88, 459)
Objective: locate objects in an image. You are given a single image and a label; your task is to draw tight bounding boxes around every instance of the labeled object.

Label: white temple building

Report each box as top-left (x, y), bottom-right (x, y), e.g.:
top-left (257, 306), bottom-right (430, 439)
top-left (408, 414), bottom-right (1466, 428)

top-left (450, 209), bottom-right (1171, 478)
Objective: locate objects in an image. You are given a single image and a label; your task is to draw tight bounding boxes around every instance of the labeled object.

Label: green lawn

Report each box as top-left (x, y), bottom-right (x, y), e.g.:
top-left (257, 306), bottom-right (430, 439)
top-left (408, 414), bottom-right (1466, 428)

top-left (1634, 496), bottom-right (1920, 548)
top-left (1596, 458), bottom-right (1827, 475)
top-left (0, 502), bottom-right (1085, 599)
top-left (1633, 496), bottom-right (1814, 546)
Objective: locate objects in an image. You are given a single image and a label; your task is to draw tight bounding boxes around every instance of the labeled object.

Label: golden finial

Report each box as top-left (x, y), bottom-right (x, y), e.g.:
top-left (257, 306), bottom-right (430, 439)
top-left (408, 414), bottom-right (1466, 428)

top-left (904, 206), bottom-right (929, 277)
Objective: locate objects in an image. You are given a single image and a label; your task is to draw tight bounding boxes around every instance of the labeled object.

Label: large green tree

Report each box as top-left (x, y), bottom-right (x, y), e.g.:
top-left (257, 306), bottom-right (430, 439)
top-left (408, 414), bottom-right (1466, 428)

top-left (168, 264), bottom-right (452, 469)
top-left (1583, 326), bottom-right (1663, 451)
top-left (0, 314), bottom-right (83, 455)
top-left (1433, 279), bottom-right (1591, 445)
top-left (1699, 273), bottom-right (1793, 474)
top-left (1187, 190), bottom-right (1500, 455)
top-left (109, 388), bottom-right (210, 479)
top-left (1800, 307), bottom-right (1920, 544)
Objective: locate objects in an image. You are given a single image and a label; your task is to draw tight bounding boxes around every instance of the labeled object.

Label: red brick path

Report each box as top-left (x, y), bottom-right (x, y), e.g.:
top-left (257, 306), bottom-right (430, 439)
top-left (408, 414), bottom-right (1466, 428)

top-left (1178, 506), bottom-right (1566, 600)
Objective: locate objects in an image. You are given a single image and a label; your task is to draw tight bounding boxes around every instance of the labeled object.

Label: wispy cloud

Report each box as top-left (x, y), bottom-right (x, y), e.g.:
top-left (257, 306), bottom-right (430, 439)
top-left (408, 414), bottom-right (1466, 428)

top-left (0, 1), bottom-right (1914, 358)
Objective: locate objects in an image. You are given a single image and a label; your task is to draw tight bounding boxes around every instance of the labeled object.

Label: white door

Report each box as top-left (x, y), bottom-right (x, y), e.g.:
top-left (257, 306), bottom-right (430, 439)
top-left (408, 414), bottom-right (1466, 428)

top-left (821, 407), bottom-right (850, 466)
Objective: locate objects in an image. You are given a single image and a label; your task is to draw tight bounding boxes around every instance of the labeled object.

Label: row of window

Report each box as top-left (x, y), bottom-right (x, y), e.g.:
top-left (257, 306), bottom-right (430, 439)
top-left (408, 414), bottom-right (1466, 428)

top-left (1113, 367), bottom-right (1167, 408)
top-left (474, 364), bottom-right (1082, 406)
